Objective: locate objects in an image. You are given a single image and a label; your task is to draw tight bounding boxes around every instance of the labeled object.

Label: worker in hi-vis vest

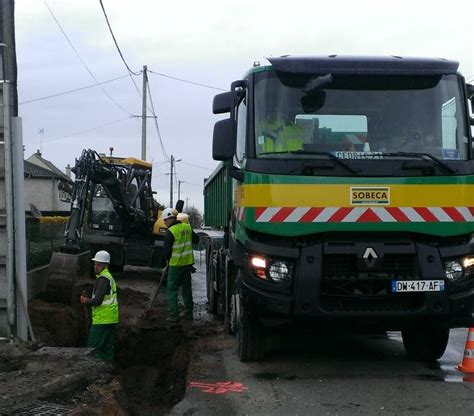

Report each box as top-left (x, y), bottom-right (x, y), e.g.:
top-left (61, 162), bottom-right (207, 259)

top-left (80, 250), bottom-right (119, 362)
top-left (161, 208), bottom-right (199, 323)
top-left (258, 112), bottom-right (305, 153)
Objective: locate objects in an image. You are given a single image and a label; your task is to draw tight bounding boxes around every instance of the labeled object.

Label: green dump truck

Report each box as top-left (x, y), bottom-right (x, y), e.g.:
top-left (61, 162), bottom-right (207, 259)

top-left (204, 55), bottom-right (474, 361)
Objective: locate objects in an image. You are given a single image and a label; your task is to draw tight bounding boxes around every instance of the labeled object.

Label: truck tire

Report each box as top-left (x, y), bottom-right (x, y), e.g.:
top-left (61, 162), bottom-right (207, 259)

top-left (402, 326), bottom-right (450, 361)
top-left (236, 299), bottom-right (265, 362)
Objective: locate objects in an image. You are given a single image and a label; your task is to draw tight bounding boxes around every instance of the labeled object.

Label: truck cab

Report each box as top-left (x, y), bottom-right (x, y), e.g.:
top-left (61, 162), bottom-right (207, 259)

top-left (205, 55), bottom-right (474, 361)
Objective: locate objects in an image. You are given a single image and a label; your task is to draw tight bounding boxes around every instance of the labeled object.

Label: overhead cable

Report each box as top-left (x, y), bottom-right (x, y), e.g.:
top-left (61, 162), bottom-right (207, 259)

top-left (43, 0), bottom-right (132, 115)
top-left (19, 75), bottom-right (129, 105)
top-left (40, 117), bottom-right (132, 145)
top-left (98, 0), bottom-right (156, 114)
top-left (180, 161), bottom-right (214, 171)
top-left (148, 70), bottom-right (227, 92)
top-left (146, 77), bottom-right (170, 161)
top-left (98, 0), bottom-right (141, 76)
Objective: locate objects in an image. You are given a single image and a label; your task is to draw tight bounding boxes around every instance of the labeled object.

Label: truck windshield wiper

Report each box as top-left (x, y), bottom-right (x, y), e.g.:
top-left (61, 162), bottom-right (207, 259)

top-left (288, 150), bottom-right (359, 174)
top-left (380, 152), bottom-right (457, 174)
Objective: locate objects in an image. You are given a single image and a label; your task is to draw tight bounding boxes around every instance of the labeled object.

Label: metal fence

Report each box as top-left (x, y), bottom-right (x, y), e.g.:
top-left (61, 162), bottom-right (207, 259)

top-left (25, 218), bottom-right (66, 270)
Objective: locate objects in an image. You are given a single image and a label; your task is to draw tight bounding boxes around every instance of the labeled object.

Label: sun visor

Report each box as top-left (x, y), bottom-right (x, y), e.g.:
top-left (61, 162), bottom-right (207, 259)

top-left (267, 56), bottom-right (459, 75)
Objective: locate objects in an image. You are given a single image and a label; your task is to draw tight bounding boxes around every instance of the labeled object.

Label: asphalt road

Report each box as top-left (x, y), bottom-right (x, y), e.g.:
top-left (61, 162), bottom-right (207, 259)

top-left (169, 254), bottom-right (474, 416)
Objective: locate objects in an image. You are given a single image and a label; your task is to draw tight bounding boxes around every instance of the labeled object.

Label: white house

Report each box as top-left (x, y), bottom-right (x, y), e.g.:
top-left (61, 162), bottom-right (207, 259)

top-left (24, 151), bottom-right (73, 213)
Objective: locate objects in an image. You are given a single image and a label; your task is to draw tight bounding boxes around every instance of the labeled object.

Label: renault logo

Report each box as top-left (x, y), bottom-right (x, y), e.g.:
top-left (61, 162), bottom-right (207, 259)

top-left (363, 247), bottom-right (378, 268)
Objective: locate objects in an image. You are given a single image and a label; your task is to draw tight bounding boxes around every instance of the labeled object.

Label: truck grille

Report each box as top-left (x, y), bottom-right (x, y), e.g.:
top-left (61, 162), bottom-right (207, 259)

top-left (320, 254), bottom-right (423, 312)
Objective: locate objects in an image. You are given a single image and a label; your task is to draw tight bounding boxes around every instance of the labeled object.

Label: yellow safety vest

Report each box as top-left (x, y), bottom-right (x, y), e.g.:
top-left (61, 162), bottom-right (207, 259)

top-left (169, 222), bottom-right (194, 267)
top-left (92, 268), bottom-right (119, 325)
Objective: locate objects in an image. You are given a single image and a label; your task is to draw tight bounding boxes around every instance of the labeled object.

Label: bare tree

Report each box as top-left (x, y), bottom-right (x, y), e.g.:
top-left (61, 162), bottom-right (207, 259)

top-left (186, 206), bottom-right (202, 229)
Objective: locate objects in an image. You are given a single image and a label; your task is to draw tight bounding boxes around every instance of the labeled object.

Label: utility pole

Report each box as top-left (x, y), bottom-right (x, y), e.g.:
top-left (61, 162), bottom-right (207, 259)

top-left (141, 65), bottom-right (147, 161)
top-left (169, 155), bottom-right (174, 208)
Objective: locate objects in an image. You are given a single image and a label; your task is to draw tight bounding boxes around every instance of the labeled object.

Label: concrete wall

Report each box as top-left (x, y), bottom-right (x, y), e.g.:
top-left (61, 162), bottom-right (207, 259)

top-left (0, 85), bottom-right (10, 337)
top-left (25, 177), bottom-right (70, 211)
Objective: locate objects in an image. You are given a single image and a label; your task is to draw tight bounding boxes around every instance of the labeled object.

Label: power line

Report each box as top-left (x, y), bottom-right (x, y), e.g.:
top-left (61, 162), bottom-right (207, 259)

top-left (180, 161), bottom-right (214, 171)
top-left (40, 117), bottom-right (132, 145)
top-left (98, 0), bottom-right (141, 76)
top-left (98, 0), bottom-right (155, 115)
top-left (19, 75), bottom-right (129, 105)
top-left (183, 181), bottom-right (203, 187)
top-left (148, 70), bottom-right (227, 92)
top-left (146, 77), bottom-right (170, 161)
top-left (43, 0), bottom-right (132, 115)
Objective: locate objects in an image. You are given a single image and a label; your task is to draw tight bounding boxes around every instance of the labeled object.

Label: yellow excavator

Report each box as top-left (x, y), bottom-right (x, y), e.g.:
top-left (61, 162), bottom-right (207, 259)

top-left (46, 149), bottom-right (176, 303)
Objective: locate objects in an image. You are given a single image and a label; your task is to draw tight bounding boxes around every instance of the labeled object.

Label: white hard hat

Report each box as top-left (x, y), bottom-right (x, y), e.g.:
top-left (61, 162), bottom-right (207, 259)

top-left (161, 207), bottom-right (178, 220)
top-left (91, 250), bottom-right (110, 264)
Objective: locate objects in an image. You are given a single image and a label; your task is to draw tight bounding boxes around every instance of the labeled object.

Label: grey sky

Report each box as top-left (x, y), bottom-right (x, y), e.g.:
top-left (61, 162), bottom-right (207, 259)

top-left (15, 0), bottom-right (474, 211)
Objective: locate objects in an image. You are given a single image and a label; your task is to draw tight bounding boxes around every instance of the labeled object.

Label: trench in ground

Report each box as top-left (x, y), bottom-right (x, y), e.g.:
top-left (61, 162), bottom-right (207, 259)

top-left (28, 277), bottom-right (213, 415)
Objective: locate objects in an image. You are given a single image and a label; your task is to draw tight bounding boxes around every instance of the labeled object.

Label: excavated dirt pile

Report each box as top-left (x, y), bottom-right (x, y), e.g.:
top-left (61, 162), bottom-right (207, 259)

top-left (1, 273), bottom-right (223, 415)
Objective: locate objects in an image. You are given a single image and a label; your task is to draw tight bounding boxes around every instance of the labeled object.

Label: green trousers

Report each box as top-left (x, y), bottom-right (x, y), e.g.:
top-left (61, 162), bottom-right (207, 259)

top-left (88, 323), bottom-right (117, 362)
top-left (167, 266), bottom-right (193, 320)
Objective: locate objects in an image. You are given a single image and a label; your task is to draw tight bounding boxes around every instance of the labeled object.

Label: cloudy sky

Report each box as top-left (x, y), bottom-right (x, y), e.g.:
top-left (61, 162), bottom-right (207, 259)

top-left (14, 0), bottom-right (474, 212)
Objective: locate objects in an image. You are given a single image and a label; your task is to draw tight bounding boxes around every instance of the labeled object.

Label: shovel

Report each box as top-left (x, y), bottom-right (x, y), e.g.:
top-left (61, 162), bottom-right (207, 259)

top-left (147, 266), bottom-right (168, 310)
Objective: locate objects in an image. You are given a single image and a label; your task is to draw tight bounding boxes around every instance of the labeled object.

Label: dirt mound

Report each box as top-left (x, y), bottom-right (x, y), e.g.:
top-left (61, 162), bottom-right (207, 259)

top-left (29, 299), bottom-right (86, 347)
top-left (118, 287), bottom-right (149, 308)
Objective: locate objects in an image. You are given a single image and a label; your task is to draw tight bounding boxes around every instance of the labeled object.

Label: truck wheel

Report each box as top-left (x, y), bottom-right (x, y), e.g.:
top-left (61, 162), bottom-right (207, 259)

top-left (236, 305), bottom-right (265, 362)
top-left (402, 326), bottom-right (450, 361)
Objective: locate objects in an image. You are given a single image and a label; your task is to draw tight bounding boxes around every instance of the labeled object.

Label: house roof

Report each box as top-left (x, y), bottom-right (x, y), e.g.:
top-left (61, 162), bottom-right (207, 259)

top-left (27, 152), bottom-right (73, 183)
top-left (0, 161), bottom-right (66, 180)
top-left (24, 160), bottom-right (58, 178)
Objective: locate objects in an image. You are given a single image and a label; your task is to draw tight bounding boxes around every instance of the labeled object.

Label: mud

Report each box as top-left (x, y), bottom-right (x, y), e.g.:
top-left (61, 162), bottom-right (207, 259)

top-left (2, 272), bottom-right (226, 415)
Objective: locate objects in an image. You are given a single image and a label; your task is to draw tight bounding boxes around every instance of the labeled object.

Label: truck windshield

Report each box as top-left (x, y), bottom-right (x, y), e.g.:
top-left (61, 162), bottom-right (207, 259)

top-left (254, 71), bottom-right (469, 161)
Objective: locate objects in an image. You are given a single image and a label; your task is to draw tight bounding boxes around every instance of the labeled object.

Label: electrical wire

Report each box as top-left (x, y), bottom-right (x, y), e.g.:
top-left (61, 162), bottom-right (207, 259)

top-left (180, 161), bottom-right (213, 171)
top-left (98, 0), bottom-right (150, 108)
top-left (98, 0), bottom-right (140, 76)
top-left (19, 75), bottom-right (129, 105)
top-left (146, 77), bottom-right (170, 161)
top-left (43, 0), bottom-right (132, 115)
top-left (148, 69), bottom-right (227, 92)
top-left (39, 117), bottom-right (132, 144)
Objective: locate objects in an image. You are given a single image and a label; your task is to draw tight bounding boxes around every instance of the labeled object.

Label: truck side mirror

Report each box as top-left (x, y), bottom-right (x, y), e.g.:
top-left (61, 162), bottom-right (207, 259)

top-left (213, 91), bottom-right (233, 114)
top-left (213, 118), bottom-right (235, 161)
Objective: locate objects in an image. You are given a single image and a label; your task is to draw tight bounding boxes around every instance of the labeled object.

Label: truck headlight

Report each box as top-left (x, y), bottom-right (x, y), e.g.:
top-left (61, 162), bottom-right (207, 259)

top-left (444, 256), bottom-right (474, 281)
top-left (250, 255), bottom-right (267, 280)
top-left (249, 255), bottom-right (293, 284)
top-left (445, 260), bottom-right (463, 281)
top-left (269, 261), bottom-right (293, 284)
top-left (462, 256), bottom-right (474, 278)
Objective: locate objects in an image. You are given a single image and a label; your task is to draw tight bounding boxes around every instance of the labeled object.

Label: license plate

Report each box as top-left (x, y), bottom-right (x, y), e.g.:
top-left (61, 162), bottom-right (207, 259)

top-left (391, 280), bottom-right (445, 293)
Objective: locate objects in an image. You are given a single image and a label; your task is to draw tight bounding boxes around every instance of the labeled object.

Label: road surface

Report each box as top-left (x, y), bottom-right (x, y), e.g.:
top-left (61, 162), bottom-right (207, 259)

top-left (170, 253), bottom-right (474, 416)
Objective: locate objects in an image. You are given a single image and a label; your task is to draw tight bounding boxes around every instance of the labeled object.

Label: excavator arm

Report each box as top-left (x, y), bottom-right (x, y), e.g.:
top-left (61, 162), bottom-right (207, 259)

top-left (62, 149), bottom-right (156, 253)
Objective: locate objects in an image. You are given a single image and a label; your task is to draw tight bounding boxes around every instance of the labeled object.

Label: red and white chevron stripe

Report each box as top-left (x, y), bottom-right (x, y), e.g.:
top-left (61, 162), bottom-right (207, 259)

top-left (254, 207), bottom-right (474, 223)
top-left (235, 206), bottom-right (245, 221)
